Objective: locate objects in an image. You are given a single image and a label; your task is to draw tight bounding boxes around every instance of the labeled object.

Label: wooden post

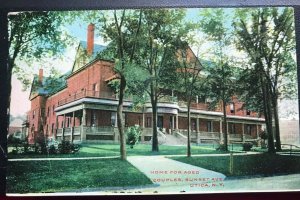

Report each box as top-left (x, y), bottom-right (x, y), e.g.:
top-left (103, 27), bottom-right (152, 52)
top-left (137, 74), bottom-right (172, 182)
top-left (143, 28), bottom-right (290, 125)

top-left (55, 115), bottom-right (58, 140)
top-left (242, 123), bottom-right (245, 142)
top-left (142, 112), bottom-right (145, 128)
top-left (62, 114), bottom-right (65, 141)
top-left (176, 114), bottom-right (179, 130)
top-left (71, 111), bottom-right (75, 142)
top-left (81, 109), bottom-right (87, 141)
top-left (256, 124), bottom-right (260, 139)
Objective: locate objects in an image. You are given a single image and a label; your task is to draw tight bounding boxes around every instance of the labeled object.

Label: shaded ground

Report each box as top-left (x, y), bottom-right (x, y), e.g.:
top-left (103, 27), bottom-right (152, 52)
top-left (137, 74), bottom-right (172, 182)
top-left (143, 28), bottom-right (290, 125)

top-left (172, 153), bottom-right (300, 177)
top-left (6, 158), bottom-right (152, 193)
top-left (7, 143), bottom-right (237, 159)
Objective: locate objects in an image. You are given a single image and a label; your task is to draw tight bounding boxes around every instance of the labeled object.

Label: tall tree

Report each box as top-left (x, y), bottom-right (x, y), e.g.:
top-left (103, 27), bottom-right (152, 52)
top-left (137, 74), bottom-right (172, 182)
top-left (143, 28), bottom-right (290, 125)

top-left (96, 10), bottom-right (143, 160)
top-left (198, 8), bottom-right (235, 151)
top-left (234, 7), bottom-right (296, 152)
top-left (136, 9), bottom-right (190, 152)
top-left (176, 43), bottom-right (203, 157)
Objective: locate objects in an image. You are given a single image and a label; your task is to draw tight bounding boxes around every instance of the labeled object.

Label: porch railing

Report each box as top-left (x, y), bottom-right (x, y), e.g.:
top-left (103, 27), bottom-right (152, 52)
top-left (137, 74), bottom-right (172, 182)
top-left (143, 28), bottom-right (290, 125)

top-left (57, 91), bottom-right (121, 106)
top-left (84, 126), bottom-right (115, 134)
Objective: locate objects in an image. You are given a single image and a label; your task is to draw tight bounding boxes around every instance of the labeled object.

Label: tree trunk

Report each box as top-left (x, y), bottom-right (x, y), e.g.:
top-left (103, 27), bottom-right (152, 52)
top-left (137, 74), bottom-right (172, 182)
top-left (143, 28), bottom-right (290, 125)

top-left (187, 100), bottom-right (191, 157)
top-left (222, 100), bottom-right (228, 151)
top-left (0, 11), bottom-right (9, 196)
top-left (272, 98), bottom-right (281, 151)
top-left (151, 94), bottom-right (159, 152)
top-left (262, 79), bottom-right (275, 153)
top-left (117, 76), bottom-right (127, 160)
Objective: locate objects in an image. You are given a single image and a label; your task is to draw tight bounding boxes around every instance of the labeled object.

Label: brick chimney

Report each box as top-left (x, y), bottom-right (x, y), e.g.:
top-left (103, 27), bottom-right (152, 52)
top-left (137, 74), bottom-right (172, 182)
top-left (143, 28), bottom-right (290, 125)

top-left (38, 68), bottom-right (43, 83)
top-left (87, 23), bottom-right (95, 56)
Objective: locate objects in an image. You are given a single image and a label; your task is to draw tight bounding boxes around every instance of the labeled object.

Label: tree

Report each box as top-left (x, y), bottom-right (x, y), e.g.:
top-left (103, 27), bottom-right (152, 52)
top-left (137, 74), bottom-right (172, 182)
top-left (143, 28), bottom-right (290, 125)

top-left (136, 9), bottom-right (190, 152)
top-left (6, 11), bottom-right (71, 139)
top-left (95, 10), bottom-right (143, 160)
top-left (176, 43), bottom-right (203, 157)
top-left (198, 8), bottom-right (235, 151)
top-left (234, 7), bottom-right (296, 152)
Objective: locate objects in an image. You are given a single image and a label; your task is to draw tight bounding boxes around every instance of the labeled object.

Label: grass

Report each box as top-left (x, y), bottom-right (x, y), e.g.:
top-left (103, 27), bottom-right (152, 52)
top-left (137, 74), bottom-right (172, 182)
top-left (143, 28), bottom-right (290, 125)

top-left (8, 143), bottom-right (235, 159)
top-left (6, 158), bottom-right (152, 193)
top-left (172, 153), bottom-right (300, 177)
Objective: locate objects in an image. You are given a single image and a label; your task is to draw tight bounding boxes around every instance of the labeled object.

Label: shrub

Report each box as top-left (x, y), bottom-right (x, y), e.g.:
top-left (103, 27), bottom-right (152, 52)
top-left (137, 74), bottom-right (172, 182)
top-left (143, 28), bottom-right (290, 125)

top-left (243, 143), bottom-right (253, 151)
top-left (126, 125), bottom-right (142, 148)
top-left (58, 141), bottom-right (80, 154)
top-left (216, 144), bottom-right (228, 151)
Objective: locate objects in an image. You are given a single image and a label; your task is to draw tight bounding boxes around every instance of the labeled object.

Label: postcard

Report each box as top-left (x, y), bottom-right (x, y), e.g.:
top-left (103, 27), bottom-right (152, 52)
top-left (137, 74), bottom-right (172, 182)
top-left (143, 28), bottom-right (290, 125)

top-left (5, 6), bottom-right (300, 196)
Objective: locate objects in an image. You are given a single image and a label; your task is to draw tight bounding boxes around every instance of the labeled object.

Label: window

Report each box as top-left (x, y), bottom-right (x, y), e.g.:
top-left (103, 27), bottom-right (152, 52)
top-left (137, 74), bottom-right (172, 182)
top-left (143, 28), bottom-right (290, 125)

top-left (246, 110), bottom-right (251, 115)
top-left (32, 110), bottom-right (36, 119)
top-left (51, 123), bottom-right (54, 134)
top-left (230, 103), bottom-right (235, 113)
top-left (47, 107), bottom-right (50, 117)
top-left (91, 110), bottom-right (96, 126)
top-left (66, 117), bottom-right (70, 127)
top-left (53, 105), bottom-right (55, 115)
top-left (146, 117), bottom-right (152, 127)
top-left (246, 125), bottom-right (252, 135)
top-left (229, 123), bottom-right (236, 134)
top-left (207, 121), bottom-right (213, 132)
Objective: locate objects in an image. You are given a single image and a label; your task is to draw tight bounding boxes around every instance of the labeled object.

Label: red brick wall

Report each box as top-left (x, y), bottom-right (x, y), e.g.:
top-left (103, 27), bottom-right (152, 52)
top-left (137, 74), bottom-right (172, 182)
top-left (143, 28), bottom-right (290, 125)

top-left (178, 116), bottom-right (187, 129)
top-left (126, 113), bottom-right (142, 127)
top-left (39, 60), bottom-right (116, 138)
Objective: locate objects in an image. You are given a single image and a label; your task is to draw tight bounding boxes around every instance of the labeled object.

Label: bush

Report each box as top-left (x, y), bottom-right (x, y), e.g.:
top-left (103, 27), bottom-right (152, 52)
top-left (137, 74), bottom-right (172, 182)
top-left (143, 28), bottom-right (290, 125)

top-left (58, 141), bottom-right (80, 154)
top-left (243, 143), bottom-right (253, 151)
top-left (126, 125), bottom-right (142, 148)
top-left (216, 144), bottom-right (228, 151)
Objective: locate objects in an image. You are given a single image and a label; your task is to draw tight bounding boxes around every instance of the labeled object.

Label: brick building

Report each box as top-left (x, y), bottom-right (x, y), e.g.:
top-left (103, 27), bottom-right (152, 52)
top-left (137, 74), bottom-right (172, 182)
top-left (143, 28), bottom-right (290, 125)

top-left (27, 24), bottom-right (265, 144)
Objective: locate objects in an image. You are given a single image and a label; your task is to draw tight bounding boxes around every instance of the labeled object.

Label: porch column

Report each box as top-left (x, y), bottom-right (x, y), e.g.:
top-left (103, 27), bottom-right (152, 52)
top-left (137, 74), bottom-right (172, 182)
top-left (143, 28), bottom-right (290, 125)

top-left (62, 114), bottom-right (66, 141)
top-left (172, 115), bottom-right (175, 130)
top-left (81, 109), bottom-right (87, 141)
top-left (227, 122), bottom-right (229, 142)
top-left (196, 118), bottom-right (200, 144)
top-left (55, 115), bottom-right (58, 139)
top-left (176, 114), bottom-right (179, 130)
top-left (114, 112), bottom-right (118, 141)
top-left (71, 111), bottom-right (75, 142)
top-left (142, 112), bottom-right (145, 128)
top-left (256, 124), bottom-right (260, 139)
top-left (219, 119), bottom-right (223, 143)
top-left (115, 112), bottom-right (118, 127)
top-left (242, 123), bottom-right (245, 142)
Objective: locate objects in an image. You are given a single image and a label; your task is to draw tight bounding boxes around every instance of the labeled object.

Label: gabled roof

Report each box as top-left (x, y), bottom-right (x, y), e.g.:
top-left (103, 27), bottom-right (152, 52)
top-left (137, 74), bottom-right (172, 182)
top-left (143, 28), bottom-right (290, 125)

top-left (29, 71), bottom-right (71, 100)
top-left (70, 41), bottom-right (108, 75)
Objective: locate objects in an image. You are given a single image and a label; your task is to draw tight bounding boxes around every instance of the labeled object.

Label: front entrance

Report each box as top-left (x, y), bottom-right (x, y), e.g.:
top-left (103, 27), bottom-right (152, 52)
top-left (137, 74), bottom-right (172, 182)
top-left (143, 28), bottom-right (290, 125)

top-left (158, 116), bottom-right (163, 128)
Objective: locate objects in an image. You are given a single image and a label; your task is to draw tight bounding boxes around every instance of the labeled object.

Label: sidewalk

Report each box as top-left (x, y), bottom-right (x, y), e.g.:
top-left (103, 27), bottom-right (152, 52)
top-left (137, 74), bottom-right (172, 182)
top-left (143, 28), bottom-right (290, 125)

top-left (127, 155), bottom-right (226, 193)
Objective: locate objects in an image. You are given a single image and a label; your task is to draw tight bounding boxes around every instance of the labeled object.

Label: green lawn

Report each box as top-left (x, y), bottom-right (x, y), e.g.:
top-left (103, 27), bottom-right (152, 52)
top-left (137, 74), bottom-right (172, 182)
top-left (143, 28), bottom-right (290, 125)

top-left (7, 158), bottom-right (152, 193)
top-left (8, 143), bottom-right (233, 159)
top-left (172, 154), bottom-right (300, 177)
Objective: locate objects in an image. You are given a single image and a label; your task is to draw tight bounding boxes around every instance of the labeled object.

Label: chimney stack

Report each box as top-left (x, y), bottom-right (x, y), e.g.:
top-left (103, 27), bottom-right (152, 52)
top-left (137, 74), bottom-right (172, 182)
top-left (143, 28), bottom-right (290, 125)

top-left (38, 68), bottom-right (43, 83)
top-left (87, 23), bottom-right (95, 56)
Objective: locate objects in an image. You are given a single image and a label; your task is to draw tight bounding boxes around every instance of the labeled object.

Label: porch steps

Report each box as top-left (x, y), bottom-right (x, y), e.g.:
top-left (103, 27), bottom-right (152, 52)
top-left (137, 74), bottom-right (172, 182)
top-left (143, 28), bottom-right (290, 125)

top-left (164, 134), bottom-right (186, 146)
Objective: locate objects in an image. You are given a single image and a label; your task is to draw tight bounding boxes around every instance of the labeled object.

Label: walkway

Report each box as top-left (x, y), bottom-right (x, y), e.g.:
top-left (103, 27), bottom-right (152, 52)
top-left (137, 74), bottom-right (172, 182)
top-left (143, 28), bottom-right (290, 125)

top-left (127, 156), bottom-right (226, 193)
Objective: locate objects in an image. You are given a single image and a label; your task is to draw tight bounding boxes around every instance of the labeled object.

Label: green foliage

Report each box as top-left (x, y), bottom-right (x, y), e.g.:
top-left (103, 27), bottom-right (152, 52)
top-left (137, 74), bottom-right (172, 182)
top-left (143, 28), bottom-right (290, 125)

top-left (8, 11), bottom-right (73, 89)
top-left (242, 143), bottom-right (253, 151)
top-left (58, 141), bottom-right (80, 154)
top-left (126, 125), bottom-right (142, 148)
